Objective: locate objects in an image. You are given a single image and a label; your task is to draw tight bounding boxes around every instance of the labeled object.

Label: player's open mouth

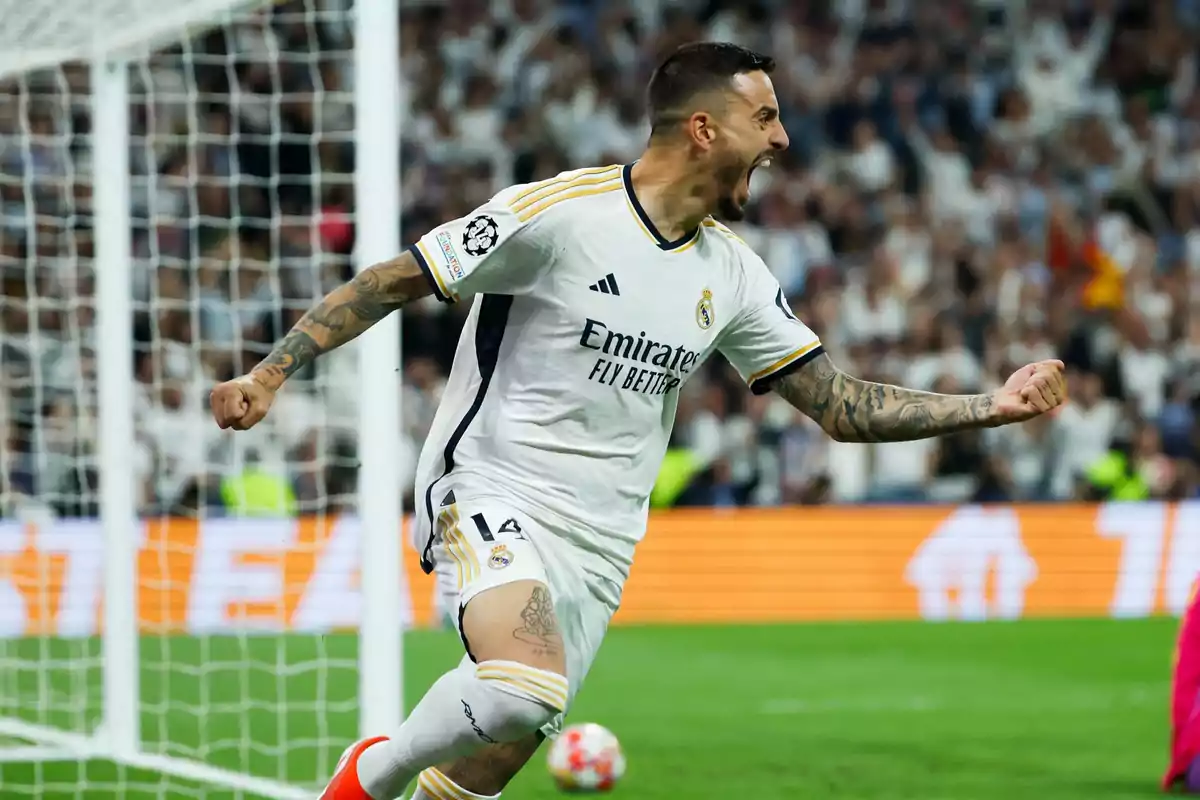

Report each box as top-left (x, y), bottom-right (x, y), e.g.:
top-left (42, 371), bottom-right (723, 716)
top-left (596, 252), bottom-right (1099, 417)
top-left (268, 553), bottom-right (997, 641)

top-left (745, 157), bottom-right (771, 193)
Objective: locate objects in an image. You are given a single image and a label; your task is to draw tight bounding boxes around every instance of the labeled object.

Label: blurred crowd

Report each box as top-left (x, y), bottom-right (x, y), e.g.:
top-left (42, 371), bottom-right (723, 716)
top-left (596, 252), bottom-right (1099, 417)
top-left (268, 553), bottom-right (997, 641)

top-left (1, 0), bottom-right (1200, 518)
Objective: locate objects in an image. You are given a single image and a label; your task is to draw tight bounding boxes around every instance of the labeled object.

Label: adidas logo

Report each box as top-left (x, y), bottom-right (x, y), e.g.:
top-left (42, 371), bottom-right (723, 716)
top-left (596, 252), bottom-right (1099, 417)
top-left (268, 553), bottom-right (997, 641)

top-left (588, 273), bottom-right (620, 295)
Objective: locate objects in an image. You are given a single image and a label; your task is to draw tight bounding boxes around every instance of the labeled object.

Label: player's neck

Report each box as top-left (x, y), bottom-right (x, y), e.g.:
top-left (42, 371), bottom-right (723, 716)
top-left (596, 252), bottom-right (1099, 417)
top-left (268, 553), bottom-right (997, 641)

top-left (629, 150), bottom-right (712, 241)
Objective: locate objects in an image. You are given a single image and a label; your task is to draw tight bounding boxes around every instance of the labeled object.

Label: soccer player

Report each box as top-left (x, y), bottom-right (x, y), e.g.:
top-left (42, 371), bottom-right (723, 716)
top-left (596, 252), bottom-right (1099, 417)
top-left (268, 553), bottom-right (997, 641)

top-left (210, 42), bottom-right (1067, 800)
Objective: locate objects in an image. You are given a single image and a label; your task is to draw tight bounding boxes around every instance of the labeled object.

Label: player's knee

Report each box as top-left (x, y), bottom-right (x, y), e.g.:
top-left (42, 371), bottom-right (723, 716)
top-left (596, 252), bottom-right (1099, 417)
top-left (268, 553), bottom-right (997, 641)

top-left (472, 659), bottom-right (566, 741)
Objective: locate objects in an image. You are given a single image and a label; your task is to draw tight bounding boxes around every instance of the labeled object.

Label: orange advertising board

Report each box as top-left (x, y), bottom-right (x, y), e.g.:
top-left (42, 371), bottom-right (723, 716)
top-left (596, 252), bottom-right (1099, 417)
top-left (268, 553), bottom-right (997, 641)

top-left (1, 502), bottom-right (1198, 637)
top-left (619, 503), bottom-right (1194, 623)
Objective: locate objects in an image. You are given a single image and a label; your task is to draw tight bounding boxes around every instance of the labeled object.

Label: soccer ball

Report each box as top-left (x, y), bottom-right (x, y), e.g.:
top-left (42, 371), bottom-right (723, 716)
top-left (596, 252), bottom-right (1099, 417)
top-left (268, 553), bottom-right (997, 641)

top-left (546, 722), bottom-right (625, 792)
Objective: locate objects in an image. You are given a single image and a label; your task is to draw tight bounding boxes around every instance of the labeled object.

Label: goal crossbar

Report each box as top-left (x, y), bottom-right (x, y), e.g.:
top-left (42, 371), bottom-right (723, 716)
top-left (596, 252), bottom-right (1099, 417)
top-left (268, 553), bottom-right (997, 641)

top-left (0, 0), bottom-right (265, 79)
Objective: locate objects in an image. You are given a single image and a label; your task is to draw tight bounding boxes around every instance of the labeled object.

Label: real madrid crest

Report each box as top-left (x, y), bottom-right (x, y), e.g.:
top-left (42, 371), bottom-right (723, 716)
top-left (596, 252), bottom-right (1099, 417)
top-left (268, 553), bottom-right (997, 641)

top-left (488, 545), bottom-right (514, 570)
top-left (695, 288), bottom-right (715, 330)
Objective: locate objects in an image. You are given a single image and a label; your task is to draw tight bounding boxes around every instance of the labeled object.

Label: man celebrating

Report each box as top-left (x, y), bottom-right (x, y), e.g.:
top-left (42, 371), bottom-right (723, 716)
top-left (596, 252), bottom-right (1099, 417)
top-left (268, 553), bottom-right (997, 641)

top-left (210, 41), bottom-right (1068, 800)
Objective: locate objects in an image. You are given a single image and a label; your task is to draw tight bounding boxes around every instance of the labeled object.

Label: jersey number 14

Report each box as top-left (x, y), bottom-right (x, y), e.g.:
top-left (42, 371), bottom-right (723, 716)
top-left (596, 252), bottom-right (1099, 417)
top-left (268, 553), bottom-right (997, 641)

top-left (471, 513), bottom-right (526, 541)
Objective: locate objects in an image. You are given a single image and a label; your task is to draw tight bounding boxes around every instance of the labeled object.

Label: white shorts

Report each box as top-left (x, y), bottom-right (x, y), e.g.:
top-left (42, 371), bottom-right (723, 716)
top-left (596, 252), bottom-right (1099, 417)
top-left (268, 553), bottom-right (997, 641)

top-left (425, 487), bottom-right (621, 737)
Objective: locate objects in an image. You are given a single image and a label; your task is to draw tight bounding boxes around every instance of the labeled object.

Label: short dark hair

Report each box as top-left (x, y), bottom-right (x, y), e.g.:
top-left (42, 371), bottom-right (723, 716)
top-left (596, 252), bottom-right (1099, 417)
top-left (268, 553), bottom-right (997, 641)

top-left (645, 42), bottom-right (775, 136)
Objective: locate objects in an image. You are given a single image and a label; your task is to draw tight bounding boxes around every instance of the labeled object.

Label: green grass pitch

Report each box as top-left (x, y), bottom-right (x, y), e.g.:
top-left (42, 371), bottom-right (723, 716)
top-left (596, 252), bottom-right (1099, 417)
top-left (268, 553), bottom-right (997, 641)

top-left (0, 618), bottom-right (1181, 798)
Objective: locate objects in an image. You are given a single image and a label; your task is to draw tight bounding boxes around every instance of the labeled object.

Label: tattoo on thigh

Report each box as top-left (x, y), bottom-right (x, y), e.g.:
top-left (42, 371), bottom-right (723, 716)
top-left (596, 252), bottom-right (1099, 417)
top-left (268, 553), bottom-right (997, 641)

top-left (512, 586), bottom-right (562, 657)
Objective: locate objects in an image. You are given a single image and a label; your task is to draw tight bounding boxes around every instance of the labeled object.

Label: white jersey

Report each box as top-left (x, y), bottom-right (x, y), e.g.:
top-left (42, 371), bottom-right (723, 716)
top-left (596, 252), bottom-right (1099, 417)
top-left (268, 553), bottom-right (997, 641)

top-left (408, 163), bottom-right (822, 578)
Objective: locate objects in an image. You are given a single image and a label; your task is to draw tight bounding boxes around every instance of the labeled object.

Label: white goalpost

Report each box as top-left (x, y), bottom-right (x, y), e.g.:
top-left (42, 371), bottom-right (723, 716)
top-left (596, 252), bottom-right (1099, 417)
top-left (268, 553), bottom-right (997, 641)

top-left (0, 0), bottom-right (402, 796)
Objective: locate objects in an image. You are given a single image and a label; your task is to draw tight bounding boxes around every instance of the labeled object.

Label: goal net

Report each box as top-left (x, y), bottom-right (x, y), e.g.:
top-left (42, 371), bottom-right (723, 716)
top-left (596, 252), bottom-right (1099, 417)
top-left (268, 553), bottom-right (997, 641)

top-left (0, 0), bottom-right (400, 796)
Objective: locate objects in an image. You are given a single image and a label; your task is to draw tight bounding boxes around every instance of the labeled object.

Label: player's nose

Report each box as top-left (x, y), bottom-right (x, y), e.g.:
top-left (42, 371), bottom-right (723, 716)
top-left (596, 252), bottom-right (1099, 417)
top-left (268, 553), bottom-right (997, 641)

top-left (769, 122), bottom-right (789, 152)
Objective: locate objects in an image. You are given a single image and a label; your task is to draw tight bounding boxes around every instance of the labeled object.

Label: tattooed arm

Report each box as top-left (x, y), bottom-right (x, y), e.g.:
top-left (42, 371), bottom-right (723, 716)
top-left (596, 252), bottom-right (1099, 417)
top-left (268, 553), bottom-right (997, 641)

top-left (772, 353), bottom-right (1000, 443)
top-left (250, 251), bottom-right (430, 391)
top-left (719, 259), bottom-right (1065, 442)
top-left (210, 251), bottom-right (432, 430)
top-left (212, 191), bottom-right (550, 431)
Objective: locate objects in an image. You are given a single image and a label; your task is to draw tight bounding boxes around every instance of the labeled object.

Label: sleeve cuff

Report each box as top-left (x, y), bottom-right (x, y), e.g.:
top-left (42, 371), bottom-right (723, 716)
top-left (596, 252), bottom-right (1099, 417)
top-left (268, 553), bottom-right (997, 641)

top-left (748, 344), bottom-right (825, 395)
top-left (407, 243), bottom-right (452, 303)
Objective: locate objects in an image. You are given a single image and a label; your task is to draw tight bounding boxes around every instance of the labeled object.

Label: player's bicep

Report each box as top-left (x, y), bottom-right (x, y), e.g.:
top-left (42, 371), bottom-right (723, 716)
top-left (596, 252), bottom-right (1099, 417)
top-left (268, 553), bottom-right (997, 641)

top-left (719, 284), bottom-right (824, 395)
top-left (407, 198), bottom-right (549, 302)
top-left (351, 250), bottom-right (436, 308)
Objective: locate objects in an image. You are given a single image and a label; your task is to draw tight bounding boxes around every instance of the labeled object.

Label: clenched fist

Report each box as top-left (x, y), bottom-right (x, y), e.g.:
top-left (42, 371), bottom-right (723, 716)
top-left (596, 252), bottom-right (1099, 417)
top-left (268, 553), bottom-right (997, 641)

top-left (991, 359), bottom-right (1068, 424)
top-left (210, 375), bottom-right (277, 431)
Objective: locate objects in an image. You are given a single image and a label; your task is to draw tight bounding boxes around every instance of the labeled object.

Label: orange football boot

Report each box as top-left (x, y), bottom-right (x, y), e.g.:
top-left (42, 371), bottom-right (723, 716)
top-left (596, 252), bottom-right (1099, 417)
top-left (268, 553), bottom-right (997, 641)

top-left (319, 736), bottom-right (389, 800)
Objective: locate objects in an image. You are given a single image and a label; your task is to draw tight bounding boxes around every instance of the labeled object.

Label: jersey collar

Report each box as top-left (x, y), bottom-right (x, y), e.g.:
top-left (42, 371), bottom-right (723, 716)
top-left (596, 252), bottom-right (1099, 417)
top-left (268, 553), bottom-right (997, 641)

top-left (622, 163), bottom-right (701, 252)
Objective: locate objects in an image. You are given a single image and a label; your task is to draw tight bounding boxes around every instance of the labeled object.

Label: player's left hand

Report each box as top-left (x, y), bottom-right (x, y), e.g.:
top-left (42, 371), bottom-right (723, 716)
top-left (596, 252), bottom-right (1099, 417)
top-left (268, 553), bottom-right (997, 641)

top-left (990, 359), bottom-right (1068, 424)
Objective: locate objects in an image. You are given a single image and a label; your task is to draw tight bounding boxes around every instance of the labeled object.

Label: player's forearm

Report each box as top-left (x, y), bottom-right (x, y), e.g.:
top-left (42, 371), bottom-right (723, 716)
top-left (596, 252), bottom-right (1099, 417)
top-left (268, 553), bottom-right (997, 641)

top-left (775, 354), bottom-right (997, 443)
top-left (250, 251), bottom-right (430, 390)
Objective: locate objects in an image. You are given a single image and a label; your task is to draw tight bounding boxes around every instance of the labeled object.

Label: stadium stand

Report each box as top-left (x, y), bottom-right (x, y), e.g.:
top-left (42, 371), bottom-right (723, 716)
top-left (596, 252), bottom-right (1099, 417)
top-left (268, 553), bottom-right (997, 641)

top-left (1, 0), bottom-right (1198, 516)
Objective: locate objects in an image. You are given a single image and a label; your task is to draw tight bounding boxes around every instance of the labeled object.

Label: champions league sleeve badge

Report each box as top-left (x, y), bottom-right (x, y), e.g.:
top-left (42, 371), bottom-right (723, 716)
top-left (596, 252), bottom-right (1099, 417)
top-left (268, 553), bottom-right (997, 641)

top-left (462, 215), bottom-right (500, 257)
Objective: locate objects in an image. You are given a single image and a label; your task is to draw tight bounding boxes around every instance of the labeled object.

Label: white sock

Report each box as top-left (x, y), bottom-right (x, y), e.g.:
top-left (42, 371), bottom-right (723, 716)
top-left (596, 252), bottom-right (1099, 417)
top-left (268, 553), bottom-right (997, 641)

top-left (409, 766), bottom-right (500, 799)
top-left (356, 659), bottom-right (567, 800)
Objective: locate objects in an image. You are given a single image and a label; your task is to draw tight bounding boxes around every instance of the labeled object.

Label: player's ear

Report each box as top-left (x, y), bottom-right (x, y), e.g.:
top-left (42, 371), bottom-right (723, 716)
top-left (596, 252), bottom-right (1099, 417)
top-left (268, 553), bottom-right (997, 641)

top-left (687, 112), bottom-right (717, 150)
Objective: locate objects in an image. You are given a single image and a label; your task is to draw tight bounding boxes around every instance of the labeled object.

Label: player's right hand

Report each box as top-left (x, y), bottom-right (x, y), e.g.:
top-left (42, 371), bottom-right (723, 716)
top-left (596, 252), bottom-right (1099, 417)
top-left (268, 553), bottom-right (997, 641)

top-left (210, 375), bottom-right (276, 431)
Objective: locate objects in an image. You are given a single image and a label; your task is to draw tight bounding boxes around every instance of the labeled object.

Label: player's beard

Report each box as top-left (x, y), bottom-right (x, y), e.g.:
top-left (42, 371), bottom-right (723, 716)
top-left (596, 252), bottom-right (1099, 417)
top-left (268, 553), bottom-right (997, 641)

top-left (714, 161), bottom-right (750, 222)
